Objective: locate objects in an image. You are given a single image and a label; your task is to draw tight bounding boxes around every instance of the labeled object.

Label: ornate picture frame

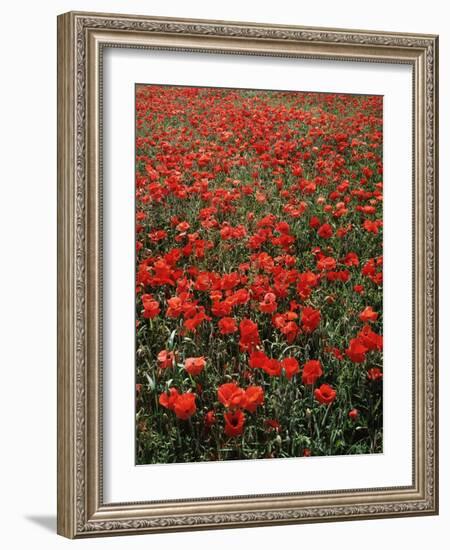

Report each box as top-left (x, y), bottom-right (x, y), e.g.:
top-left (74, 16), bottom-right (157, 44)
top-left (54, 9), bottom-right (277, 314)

top-left (57, 11), bottom-right (438, 538)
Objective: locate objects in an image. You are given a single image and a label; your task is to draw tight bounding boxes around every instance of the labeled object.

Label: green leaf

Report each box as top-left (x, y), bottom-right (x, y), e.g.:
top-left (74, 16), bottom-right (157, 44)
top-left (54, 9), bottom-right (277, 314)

top-left (145, 372), bottom-right (155, 391)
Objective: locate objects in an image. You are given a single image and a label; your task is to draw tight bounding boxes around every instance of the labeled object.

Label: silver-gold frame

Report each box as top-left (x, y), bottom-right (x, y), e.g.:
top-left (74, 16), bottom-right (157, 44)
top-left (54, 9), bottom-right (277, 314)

top-left (57, 11), bottom-right (439, 538)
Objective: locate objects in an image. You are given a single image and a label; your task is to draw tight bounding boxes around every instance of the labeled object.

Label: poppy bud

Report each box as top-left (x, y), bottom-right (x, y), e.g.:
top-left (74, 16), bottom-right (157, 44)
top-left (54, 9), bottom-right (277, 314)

top-left (204, 410), bottom-right (216, 427)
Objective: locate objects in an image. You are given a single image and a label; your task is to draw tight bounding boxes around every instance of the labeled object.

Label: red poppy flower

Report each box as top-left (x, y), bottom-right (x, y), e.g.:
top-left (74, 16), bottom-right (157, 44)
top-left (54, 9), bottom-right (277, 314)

top-left (239, 318), bottom-right (261, 352)
top-left (211, 300), bottom-right (232, 317)
top-left (367, 367), bottom-right (383, 381)
top-left (141, 294), bottom-right (161, 318)
top-left (150, 260), bottom-right (177, 286)
top-left (317, 223), bottom-right (333, 238)
top-left (197, 153), bottom-right (212, 167)
top-left (224, 410), bottom-right (245, 437)
top-left (349, 408), bottom-right (359, 420)
top-left (280, 321), bottom-right (299, 344)
top-left (342, 252), bottom-right (359, 267)
top-left (157, 350), bottom-right (175, 369)
top-left (166, 296), bottom-right (183, 318)
top-left (218, 317), bottom-right (238, 334)
top-left (309, 216), bottom-right (320, 229)
top-left (363, 219), bottom-right (380, 234)
top-left (281, 357), bottom-right (300, 379)
top-left (317, 256), bottom-right (337, 271)
top-left (220, 272), bottom-right (240, 290)
top-left (346, 338), bottom-right (368, 363)
top-left (176, 221), bottom-right (190, 232)
top-left (194, 273), bottom-right (212, 291)
top-left (302, 360), bottom-right (323, 385)
top-left (233, 288), bottom-right (250, 305)
top-left (210, 290), bottom-right (223, 302)
top-left (358, 325), bottom-right (383, 351)
top-left (314, 383), bottom-right (337, 405)
top-left (184, 356), bottom-right (206, 376)
top-left (183, 309), bottom-right (211, 333)
top-left (243, 386), bottom-right (264, 412)
top-left (359, 306), bottom-right (378, 322)
top-left (220, 225), bottom-right (233, 240)
top-left (275, 221), bottom-right (290, 234)
top-left (297, 271), bottom-right (319, 299)
top-left (159, 388), bottom-right (180, 410)
top-left (301, 306), bottom-right (321, 333)
top-left (259, 292), bottom-right (278, 314)
top-left (217, 382), bottom-right (246, 409)
top-left (173, 392), bottom-right (197, 420)
top-left (248, 350), bottom-right (268, 369)
top-left (261, 358), bottom-right (282, 377)
top-left (149, 229), bottom-right (167, 242)
top-left (362, 258), bottom-right (376, 276)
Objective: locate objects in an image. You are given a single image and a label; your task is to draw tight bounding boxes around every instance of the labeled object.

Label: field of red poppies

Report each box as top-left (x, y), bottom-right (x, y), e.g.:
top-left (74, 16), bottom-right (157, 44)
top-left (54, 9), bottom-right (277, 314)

top-left (135, 85), bottom-right (383, 464)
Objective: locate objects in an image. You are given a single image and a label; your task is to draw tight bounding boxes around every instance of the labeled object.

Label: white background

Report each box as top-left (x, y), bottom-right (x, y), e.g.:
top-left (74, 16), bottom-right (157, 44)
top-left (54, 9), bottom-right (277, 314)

top-left (104, 49), bottom-right (412, 502)
top-left (0, 0), bottom-right (446, 548)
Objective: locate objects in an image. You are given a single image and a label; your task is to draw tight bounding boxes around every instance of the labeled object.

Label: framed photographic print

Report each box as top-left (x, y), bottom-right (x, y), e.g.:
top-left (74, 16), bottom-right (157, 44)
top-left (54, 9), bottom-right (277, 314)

top-left (57, 11), bottom-right (439, 538)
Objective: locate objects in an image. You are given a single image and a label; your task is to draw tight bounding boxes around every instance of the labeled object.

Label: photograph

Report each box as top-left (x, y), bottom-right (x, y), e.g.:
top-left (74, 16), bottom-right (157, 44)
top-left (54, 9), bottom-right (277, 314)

top-left (134, 84), bottom-right (384, 465)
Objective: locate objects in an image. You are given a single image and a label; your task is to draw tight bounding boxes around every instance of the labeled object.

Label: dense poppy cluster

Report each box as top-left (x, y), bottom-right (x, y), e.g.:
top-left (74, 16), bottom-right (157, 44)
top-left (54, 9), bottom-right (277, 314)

top-left (135, 85), bottom-right (383, 464)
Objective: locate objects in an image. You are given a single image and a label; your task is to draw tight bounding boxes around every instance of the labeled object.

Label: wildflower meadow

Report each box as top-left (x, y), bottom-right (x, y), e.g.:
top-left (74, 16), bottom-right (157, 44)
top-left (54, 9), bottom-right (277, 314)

top-left (135, 85), bottom-right (383, 464)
